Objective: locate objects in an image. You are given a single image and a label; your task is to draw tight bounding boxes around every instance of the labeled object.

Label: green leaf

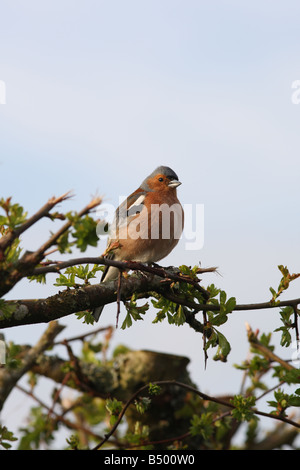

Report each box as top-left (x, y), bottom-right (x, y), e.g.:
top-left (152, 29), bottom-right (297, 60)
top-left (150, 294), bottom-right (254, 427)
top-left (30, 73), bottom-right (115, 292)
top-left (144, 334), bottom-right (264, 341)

top-left (207, 283), bottom-right (221, 297)
top-left (28, 273), bottom-right (47, 284)
top-left (72, 215), bottom-right (98, 252)
top-left (231, 395), bottom-right (256, 422)
top-left (18, 407), bottom-right (56, 449)
top-left (75, 310), bottom-right (95, 325)
top-left (219, 290), bottom-right (227, 305)
top-left (121, 294), bottom-right (149, 329)
top-left (56, 231), bottom-right (72, 254)
top-left (190, 413), bottom-right (214, 440)
top-left (288, 395), bottom-right (300, 407)
top-left (274, 306), bottom-right (294, 347)
top-left (105, 398), bottom-right (123, 426)
top-left (173, 304), bottom-right (186, 326)
top-left (66, 435), bottom-right (80, 450)
top-left (269, 265), bottom-right (300, 303)
top-left (0, 425), bottom-right (18, 449)
top-left (225, 297), bottom-right (236, 313)
top-left (135, 397), bottom-right (151, 414)
top-left (54, 264), bottom-right (104, 288)
top-left (179, 264), bottom-right (193, 276)
top-left (216, 331), bottom-right (231, 360)
top-left (121, 311), bottom-right (133, 330)
top-left (148, 383), bottom-right (162, 396)
top-left (54, 273), bottom-right (77, 288)
top-left (210, 312), bottom-right (227, 326)
top-left (0, 198), bottom-right (27, 229)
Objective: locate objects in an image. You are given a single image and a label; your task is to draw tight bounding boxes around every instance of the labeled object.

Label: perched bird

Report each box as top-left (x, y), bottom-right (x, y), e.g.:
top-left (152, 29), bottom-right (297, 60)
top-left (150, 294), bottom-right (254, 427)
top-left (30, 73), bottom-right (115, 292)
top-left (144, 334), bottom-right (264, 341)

top-left (93, 166), bottom-right (184, 321)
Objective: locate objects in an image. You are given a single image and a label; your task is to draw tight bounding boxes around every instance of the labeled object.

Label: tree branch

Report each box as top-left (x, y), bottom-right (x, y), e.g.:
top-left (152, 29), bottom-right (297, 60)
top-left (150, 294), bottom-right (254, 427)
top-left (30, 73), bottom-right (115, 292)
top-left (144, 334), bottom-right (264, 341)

top-left (1, 261), bottom-right (300, 330)
top-left (0, 196), bottom-right (102, 297)
top-left (0, 271), bottom-right (172, 328)
top-left (0, 192), bottom-right (72, 254)
top-left (29, 257), bottom-right (300, 314)
top-left (24, 348), bottom-right (190, 402)
top-left (31, 196), bottom-right (102, 260)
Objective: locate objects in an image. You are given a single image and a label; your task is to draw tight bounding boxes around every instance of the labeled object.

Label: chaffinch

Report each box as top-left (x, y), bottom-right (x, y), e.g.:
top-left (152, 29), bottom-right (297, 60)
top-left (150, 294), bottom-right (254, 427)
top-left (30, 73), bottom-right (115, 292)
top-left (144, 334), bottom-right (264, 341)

top-left (93, 166), bottom-right (184, 321)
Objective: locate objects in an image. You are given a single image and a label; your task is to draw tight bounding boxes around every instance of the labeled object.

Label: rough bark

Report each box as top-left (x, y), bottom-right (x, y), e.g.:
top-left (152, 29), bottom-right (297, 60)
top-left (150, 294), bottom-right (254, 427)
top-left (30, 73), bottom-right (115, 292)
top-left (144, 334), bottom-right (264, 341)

top-left (0, 272), bottom-right (173, 328)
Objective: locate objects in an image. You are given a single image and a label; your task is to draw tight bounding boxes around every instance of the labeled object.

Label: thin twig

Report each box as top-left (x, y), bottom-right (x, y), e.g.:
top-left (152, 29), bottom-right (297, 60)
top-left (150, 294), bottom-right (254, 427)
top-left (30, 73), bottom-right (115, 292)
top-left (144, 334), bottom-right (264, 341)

top-left (246, 322), bottom-right (297, 372)
top-left (54, 325), bottom-right (113, 345)
top-left (202, 310), bottom-right (209, 369)
top-left (47, 371), bottom-right (72, 419)
top-left (116, 271), bottom-right (122, 328)
top-left (0, 192), bottom-right (72, 253)
top-left (62, 340), bottom-right (95, 394)
top-left (32, 196), bottom-right (102, 260)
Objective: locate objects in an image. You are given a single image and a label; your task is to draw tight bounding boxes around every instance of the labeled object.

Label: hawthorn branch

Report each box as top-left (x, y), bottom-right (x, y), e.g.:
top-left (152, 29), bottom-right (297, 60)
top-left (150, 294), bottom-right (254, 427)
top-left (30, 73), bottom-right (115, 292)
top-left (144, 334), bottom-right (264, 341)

top-left (1, 262), bottom-right (300, 330)
top-left (16, 197), bottom-right (102, 269)
top-left (0, 271), bottom-right (173, 328)
top-left (31, 196), bottom-right (102, 260)
top-left (0, 192), bottom-right (72, 254)
top-left (29, 257), bottom-right (300, 315)
top-left (0, 196), bottom-right (102, 297)
top-left (32, 256), bottom-right (213, 299)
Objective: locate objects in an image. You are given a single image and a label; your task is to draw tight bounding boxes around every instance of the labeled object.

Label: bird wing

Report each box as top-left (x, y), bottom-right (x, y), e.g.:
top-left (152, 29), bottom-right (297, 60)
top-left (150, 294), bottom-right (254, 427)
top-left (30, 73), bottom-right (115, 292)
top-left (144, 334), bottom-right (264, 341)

top-left (108, 190), bottom-right (147, 241)
top-left (101, 190), bottom-right (147, 282)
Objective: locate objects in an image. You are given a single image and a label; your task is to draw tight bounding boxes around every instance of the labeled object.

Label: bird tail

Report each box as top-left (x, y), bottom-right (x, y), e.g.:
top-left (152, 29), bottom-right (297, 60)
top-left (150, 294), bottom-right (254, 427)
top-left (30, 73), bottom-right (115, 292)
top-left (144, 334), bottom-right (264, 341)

top-left (92, 305), bottom-right (104, 322)
top-left (92, 263), bottom-right (120, 322)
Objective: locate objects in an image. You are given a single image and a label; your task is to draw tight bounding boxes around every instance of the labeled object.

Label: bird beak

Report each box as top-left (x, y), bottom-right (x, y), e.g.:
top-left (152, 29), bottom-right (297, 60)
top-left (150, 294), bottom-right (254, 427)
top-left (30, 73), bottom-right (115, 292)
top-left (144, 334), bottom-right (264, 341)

top-left (168, 179), bottom-right (182, 188)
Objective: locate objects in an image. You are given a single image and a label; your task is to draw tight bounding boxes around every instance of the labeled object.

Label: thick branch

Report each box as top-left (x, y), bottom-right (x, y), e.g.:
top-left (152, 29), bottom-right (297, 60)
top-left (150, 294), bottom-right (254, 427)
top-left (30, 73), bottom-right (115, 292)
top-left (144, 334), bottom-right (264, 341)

top-left (29, 257), bottom-right (300, 313)
top-left (28, 349), bottom-right (190, 401)
top-left (0, 271), bottom-right (171, 328)
top-left (1, 262), bottom-right (300, 330)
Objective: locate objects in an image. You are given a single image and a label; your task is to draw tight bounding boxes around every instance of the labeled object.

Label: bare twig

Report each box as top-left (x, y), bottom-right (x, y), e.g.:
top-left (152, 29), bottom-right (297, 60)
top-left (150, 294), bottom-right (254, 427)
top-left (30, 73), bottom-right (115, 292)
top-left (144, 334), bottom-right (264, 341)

top-left (54, 325), bottom-right (113, 345)
top-left (27, 196), bottom-right (102, 261)
top-left (246, 322), bottom-right (297, 372)
top-left (0, 192), bottom-right (72, 254)
top-left (0, 196), bottom-right (103, 298)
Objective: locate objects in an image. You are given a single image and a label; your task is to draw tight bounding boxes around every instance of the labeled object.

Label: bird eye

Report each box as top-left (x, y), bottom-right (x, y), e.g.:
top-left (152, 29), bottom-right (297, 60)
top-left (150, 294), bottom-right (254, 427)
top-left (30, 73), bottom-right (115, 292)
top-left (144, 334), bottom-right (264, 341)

top-left (158, 177), bottom-right (164, 182)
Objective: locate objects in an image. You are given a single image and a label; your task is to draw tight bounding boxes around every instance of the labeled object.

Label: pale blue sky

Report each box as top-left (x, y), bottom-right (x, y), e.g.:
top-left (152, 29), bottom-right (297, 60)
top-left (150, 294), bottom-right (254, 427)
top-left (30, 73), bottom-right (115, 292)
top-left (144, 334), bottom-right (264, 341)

top-left (1, 1), bottom-right (300, 445)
